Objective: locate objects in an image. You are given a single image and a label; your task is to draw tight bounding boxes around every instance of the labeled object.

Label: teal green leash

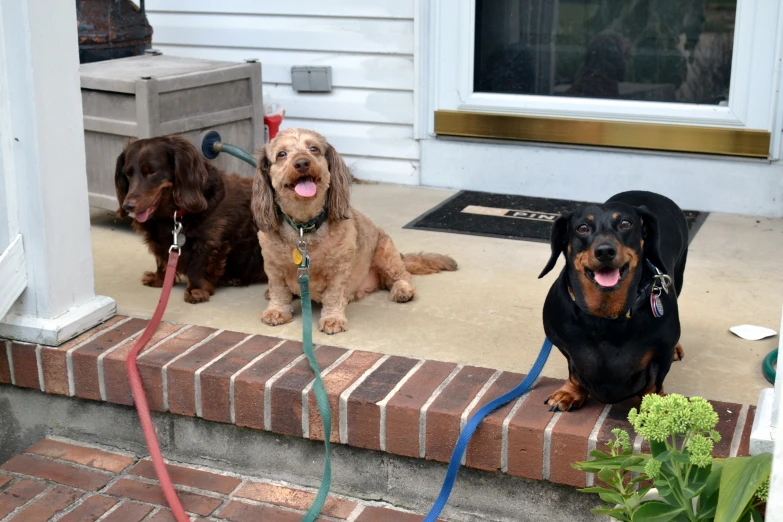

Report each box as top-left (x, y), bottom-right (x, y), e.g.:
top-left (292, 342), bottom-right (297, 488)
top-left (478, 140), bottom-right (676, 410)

top-left (296, 230), bottom-right (332, 522)
top-left (198, 136), bottom-right (332, 520)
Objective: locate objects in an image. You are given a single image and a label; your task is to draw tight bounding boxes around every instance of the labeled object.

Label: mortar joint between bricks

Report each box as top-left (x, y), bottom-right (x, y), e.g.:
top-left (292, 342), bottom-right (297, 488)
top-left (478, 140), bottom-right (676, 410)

top-left (194, 333), bottom-right (255, 418)
top-left (92, 501), bottom-right (124, 522)
top-left (458, 370), bottom-right (502, 466)
top-left (419, 364), bottom-right (463, 459)
top-left (161, 329), bottom-right (224, 411)
top-left (301, 349), bottom-right (355, 439)
top-left (377, 359), bottom-right (425, 452)
top-left (229, 339), bottom-right (288, 425)
top-left (0, 484), bottom-right (55, 522)
top-left (339, 354), bottom-right (391, 445)
top-left (19, 452), bottom-right (117, 477)
top-left (65, 316), bottom-right (136, 396)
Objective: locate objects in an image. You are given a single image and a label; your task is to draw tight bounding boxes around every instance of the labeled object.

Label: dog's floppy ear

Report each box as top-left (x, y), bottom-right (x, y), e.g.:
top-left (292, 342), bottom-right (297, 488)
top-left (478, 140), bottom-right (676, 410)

top-left (635, 205), bottom-right (666, 272)
top-left (251, 145), bottom-right (278, 232)
top-left (114, 150), bottom-right (129, 218)
top-left (538, 212), bottom-right (572, 279)
top-left (325, 143), bottom-right (351, 221)
top-left (168, 136), bottom-right (208, 214)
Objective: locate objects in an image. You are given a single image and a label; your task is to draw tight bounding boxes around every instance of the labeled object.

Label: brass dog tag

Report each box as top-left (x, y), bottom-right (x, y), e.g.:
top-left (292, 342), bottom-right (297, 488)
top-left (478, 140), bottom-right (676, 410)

top-left (292, 248), bottom-right (303, 265)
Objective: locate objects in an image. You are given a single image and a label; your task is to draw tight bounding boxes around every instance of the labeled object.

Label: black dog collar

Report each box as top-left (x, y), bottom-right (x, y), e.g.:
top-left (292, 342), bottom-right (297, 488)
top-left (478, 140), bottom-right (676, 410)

top-left (278, 201), bottom-right (329, 234)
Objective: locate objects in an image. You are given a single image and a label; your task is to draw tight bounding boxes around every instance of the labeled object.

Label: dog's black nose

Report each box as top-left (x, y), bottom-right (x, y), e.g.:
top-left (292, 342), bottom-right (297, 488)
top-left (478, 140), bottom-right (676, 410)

top-left (123, 200), bottom-right (137, 212)
top-left (294, 158), bottom-right (310, 173)
top-left (594, 243), bottom-right (617, 262)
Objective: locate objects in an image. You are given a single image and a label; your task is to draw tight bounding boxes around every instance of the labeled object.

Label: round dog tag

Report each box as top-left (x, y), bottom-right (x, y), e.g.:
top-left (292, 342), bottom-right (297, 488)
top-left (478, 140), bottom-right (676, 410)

top-left (176, 232), bottom-right (186, 247)
top-left (292, 248), bottom-right (303, 265)
top-left (651, 293), bottom-right (664, 318)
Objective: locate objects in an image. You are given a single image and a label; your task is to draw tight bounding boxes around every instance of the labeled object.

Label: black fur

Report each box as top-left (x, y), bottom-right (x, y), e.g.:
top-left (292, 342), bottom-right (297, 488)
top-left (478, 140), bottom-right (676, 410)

top-left (539, 190), bottom-right (689, 408)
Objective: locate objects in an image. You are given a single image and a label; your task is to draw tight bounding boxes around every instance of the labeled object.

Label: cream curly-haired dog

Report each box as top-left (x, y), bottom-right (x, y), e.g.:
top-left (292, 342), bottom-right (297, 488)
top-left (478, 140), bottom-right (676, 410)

top-left (251, 128), bottom-right (457, 334)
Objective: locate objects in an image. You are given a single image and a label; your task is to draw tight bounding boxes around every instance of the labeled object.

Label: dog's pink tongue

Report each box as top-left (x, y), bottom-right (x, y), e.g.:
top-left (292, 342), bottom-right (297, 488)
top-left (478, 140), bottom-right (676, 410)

top-left (135, 207), bottom-right (154, 223)
top-left (294, 179), bottom-right (317, 198)
top-left (595, 268), bottom-right (620, 287)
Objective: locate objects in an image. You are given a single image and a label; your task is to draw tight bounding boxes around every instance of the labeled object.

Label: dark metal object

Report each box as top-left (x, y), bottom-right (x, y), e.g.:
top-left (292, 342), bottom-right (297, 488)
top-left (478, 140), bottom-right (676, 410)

top-left (77, 0), bottom-right (153, 64)
top-left (200, 130), bottom-right (258, 168)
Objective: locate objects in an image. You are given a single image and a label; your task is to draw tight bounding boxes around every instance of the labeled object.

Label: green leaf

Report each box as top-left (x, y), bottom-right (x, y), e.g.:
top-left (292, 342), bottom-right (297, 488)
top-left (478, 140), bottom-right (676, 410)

top-left (690, 464), bottom-right (712, 484)
top-left (631, 502), bottom-right (684, 522)
top-left (655, 483), bottom-right (672, 498)
top-left (598, 490), bottom-right (626, 505)
top-left (653, 449), bottom-right (674, 462)
top-left (572, 455), bottom-right (634, 471)
top-left (671, 451), bottom-right (691, 465)
top-left (751, 508), bottom-right (763, 522)
top-left (590, 449), bottom-right (610, 459)
top-left (696, 462), bottom-right (724, 518)
top-left (649, 440), bottom-right (668, 459)
top-left (622, 456), bottom-right (645, 468)
top-left (625, 491), bottom-right (642, 511)
top-left (598, 467), bottom-right (618, 485)
top-left (592, 506), bottom-right (631, 521)
top-left (681, 482), bottom-right (706, 499)
top-left (715, 453), bottom-right (773, 522)
top-left (578, 486), bottom-right (623, 505)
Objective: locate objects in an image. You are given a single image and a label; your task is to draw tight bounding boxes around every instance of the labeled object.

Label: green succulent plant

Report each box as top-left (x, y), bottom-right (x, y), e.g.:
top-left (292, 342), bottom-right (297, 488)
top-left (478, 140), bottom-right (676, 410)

top-left (573, 394), bottom-right (771, 522)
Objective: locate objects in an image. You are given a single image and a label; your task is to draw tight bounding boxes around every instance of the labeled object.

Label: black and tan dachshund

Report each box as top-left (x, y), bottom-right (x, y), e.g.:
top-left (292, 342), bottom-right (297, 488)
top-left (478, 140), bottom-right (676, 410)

top-left (538, 191), bottom-right (689, 412)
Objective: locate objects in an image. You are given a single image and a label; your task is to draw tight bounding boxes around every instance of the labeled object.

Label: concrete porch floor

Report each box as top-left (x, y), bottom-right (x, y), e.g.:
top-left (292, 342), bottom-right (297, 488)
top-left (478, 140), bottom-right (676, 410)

top-left (90, 184), bottom-right (781, 406)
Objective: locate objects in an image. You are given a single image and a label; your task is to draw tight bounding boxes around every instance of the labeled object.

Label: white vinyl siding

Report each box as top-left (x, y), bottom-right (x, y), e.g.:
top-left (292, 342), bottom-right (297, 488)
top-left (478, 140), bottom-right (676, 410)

top-left (145, 1), bottom-right (418, 184)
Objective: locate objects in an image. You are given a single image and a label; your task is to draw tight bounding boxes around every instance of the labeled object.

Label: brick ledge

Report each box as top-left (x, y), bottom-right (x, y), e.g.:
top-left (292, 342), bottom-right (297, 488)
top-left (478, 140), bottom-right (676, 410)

top-left (0, 315), bottom-right (755, 489)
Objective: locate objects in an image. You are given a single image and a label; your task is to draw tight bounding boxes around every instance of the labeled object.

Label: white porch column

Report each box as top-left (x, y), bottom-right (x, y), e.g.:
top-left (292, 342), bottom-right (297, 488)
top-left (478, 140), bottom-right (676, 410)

top-left (749, 304), bottom-right (781, 456)
top-left (0, 0), bottom-right (115, 345)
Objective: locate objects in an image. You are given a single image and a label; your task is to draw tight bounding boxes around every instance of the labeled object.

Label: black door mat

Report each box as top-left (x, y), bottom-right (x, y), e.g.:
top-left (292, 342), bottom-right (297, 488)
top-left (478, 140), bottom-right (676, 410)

top-left (404, 191), bottom-right (708, 245)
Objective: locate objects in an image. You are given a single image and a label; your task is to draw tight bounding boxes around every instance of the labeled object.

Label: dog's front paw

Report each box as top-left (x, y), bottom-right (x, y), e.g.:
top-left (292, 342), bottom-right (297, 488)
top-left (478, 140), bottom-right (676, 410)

top-left (262, 308), bottom-right (293, 326)
top-left (185, 287), bottom-right (212, 304)
top-left (389, 280), bottom-right (415, 303)
top-left (546, 384), bottom-right (587, 412)
top-left (319, 316), bottom-right (348, 335)
top-left (673, 343), bottom-right (685, 362)
top-left (142, 271), bottom-right (164, 288)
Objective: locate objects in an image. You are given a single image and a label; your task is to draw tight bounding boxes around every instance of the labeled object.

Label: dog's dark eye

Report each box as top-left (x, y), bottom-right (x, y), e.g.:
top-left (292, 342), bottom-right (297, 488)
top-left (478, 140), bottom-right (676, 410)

top-left (309, 146), bottom-right (319, 153)
top-left (277, 151), bottom-right (287, 158)
top-left (619, 219), bottom-right (632, 229)
top-left (576, 224), bottom-right (590, 234)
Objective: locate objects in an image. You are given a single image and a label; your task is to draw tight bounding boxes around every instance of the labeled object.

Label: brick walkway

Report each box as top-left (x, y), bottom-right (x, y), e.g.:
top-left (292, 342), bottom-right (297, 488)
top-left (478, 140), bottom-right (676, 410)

top-left (0, 438), bottom-right (442, 521)
top-left (0, 315), bottom-right (756, 489)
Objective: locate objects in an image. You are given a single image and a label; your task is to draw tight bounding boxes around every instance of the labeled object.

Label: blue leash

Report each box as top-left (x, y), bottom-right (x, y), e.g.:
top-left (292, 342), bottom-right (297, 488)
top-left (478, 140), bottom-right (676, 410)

top-left (423, 338), bottom-right (553, 522)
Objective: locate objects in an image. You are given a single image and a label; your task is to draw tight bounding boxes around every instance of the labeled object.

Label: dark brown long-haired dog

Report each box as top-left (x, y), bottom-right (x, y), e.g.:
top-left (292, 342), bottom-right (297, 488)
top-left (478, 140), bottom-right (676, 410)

top-left (115, 136), bottom-right (265, 303)
top-left (251, 128), bottom-right (457, 334)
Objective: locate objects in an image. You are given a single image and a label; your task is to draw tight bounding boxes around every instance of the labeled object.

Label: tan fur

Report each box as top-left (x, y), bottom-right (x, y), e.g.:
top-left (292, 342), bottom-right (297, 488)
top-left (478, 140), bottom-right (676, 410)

top-left (639, 381), bottom-right (665, 398)
top-left (673, 342), bottom-right (685, 362)
top-left (546, 376), bottom-right (588, 412)
top-left (252, 128), bottom-right (457, 334)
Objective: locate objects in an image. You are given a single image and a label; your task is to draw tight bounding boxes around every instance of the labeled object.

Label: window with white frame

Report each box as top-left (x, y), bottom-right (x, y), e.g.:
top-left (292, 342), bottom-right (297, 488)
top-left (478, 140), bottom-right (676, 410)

top-left (433, 0), bottom-right (780, 135)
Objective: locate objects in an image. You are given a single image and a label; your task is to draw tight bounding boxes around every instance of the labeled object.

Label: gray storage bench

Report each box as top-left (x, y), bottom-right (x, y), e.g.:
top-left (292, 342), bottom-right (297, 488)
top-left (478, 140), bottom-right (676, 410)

top-left (80, 53), bottom-right (263, 211)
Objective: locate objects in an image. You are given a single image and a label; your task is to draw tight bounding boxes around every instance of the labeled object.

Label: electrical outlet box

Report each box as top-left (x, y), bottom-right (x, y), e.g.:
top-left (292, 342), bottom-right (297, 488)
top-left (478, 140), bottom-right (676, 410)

top-left (291, 66), bottom-right (332, 92)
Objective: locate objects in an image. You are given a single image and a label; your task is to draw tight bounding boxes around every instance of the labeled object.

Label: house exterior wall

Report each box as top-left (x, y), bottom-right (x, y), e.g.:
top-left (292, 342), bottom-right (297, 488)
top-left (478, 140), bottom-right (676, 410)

top-left (146, 1), bottom-right (783, 217)
top-left (145, 0), bottom-right (420, 185)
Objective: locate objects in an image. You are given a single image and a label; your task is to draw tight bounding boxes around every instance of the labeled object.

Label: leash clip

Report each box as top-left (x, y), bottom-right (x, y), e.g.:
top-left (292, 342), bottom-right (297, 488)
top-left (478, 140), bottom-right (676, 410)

top-left (297, 228), bottom-right (310, 278)
top-left (169, 211), bottom-right (185, 253)
top-left (654, 273), bottom-right (672, 294)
